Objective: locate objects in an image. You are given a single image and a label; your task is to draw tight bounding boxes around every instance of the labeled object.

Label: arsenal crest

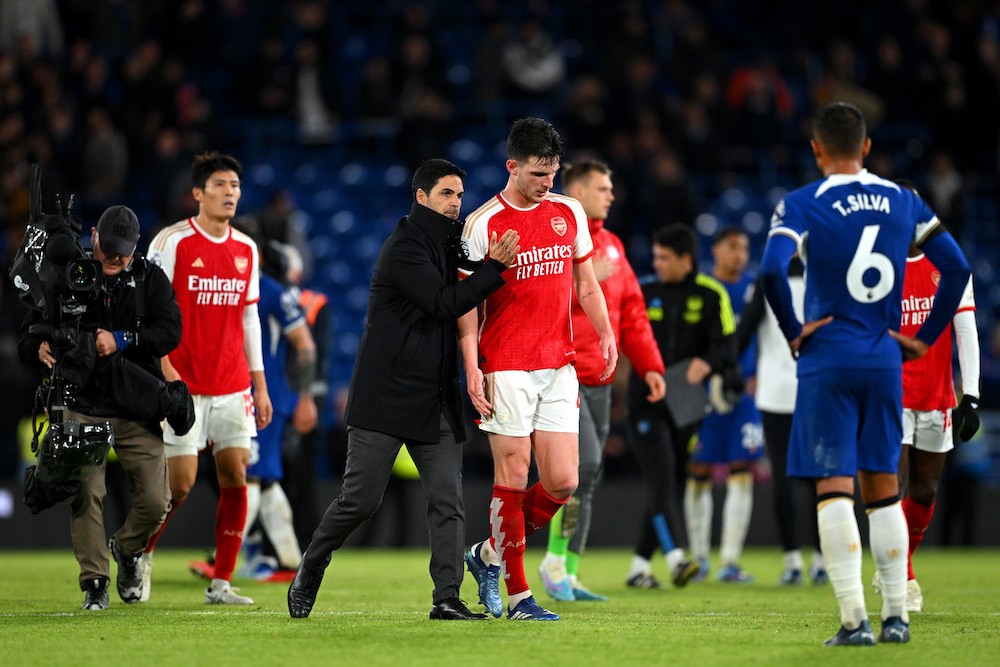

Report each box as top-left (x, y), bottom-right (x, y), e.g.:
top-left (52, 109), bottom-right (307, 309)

top-left (931, 270), bottom-right (940, 286)
top-left (550, 216), bottom-right (567, 236)
top-left (234, 256), bottom-right (249, 274)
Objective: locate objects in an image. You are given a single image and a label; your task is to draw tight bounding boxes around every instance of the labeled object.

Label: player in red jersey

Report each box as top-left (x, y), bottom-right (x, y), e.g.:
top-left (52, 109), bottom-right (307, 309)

top-left (458, 118), bottom-right (618, 621)
top-left (537, 160), bottom-right (665, 602)
top-left (141, 152), bottom-right (273, 605)
top-left (873, 180), bottom-right (980, 613)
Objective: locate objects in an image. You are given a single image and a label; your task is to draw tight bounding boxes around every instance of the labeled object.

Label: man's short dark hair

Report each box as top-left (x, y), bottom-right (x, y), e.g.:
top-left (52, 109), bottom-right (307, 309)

top-left (713, 226), bottom-right (747, 246)
top-left (507, 117), bottom-right (564, 165)
top-left (653, 224), bottom-right (697, 259)
top-left (894, 178), bottom-right (919, 195)
top-left (812, 102), bottom-right (866, 158)
top-left (411, 158), bottom-right (466, 197)
top-left (562, 160), bottom-right (611, 190)
top-left (192, 151), bottom-right (243, 189)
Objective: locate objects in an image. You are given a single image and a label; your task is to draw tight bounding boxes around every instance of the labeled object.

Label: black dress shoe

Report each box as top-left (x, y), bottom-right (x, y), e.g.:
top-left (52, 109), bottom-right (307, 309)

top-left (430, 597), bottom-right (489, 620)
top-left (287, 564), bottom-right (324, 618)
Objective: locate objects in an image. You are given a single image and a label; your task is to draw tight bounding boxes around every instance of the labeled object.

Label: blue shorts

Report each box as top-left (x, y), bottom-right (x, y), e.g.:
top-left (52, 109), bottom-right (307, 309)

top-left (247, 413), bottom-right (289, 483)
top-left (692, 395), bottom-right (764, 464)
top-left (788, 368), bottom-right (902, 478)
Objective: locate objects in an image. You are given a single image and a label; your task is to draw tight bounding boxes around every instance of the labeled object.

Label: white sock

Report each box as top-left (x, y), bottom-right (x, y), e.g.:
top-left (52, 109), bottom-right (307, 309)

top-left (542, 553), bottom-right (566, 566)
top-left (818, 497), bottom-right (867, 629)
top-left (629, 555), bottom-right (651, 577)
top-left (210, 578), bottom-right (230, 591)
top-left (508, 590), bottom-right (532, 608)
top-left (243, 482), bottom-right (261, 537)
top-left (665, 548), bottom-right (685, 572)
top-left (868, 502), bottom-right (910, 623)
top-left (720, 472), bottom-right (753, 566)
top-left (784, 549), bottom-right (804, 571)
top-left (259, 483), bottom-right (302, 569)
top-left (684, 478), bottom-right (713, 560)
top-left (811, 550), bottom-right (826, 571)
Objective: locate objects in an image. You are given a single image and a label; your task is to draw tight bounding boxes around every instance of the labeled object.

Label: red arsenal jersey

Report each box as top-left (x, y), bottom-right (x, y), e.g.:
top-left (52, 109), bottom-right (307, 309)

top-left (460, 192), bottom-right (594, 373)
top-left (147, 218), bottom-right (260, 396)
top-left (900, 254), bottom-right (975, 410)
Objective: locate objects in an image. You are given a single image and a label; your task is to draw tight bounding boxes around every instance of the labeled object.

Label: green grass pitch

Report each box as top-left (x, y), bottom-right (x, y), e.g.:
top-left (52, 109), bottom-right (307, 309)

top-left (1, 548), bottom-right (998, 666)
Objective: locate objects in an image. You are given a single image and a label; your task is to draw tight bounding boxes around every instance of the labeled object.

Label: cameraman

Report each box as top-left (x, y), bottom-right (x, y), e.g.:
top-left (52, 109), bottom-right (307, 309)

top-left (18, 205), bottom-right (182, 610)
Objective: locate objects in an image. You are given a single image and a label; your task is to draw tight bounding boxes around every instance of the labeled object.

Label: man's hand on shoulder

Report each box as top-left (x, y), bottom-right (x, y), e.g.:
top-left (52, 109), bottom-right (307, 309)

top-left (488, 229), bottom-right (520, 268)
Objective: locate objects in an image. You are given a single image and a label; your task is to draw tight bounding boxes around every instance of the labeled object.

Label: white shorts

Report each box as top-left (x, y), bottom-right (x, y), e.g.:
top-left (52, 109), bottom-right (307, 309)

top-left (479, 365), bottom-right (580, 437)
top-left (902, 407), bottom-right (954, 454)
top-left (164, 387), bottom-right (257, 458)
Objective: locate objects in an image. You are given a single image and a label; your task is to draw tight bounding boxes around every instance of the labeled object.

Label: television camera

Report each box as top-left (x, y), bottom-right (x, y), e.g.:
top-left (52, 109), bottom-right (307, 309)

top-left (10, 165), bottom-right (113, 513)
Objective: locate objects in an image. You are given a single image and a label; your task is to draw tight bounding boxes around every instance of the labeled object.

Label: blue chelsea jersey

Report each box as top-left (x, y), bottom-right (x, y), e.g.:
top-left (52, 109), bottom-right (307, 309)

top-left (258, 274), bottom-right (307, 416)
top-left (720, 273), bottom-right (757, 377)
top-left (768, 169), bottom-right (939, 375)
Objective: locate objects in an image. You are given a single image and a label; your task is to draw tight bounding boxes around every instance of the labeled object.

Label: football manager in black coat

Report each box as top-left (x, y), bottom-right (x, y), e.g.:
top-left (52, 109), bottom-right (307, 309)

top-left (289, 158), bottom-right (520, 620)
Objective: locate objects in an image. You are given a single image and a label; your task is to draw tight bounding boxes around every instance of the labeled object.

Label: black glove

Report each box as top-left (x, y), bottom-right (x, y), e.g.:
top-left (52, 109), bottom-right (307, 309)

top-left (953, 394), bottom-right (980, 442)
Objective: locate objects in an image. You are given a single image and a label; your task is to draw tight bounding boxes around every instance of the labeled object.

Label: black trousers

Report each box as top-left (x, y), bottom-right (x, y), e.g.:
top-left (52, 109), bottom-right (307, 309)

top-left (302, 413), bottom-right (465, 603)
top-left (761, 410), bottom-right (819, 553)
top-left (626, 400), bottom-right (698, 559)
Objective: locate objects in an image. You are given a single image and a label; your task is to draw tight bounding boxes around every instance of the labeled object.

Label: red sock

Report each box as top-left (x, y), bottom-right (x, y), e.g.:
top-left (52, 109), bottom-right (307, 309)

top-left (902, 496), bottom-right (935, 581)
top-left (522, 482), bottom-right (567, 537)
top-left (143, 498), bottom-right (185, 553)
top-left (489, 485), bottom-right (528, 596)
top-left (213, 486), bottom-right (248, 582)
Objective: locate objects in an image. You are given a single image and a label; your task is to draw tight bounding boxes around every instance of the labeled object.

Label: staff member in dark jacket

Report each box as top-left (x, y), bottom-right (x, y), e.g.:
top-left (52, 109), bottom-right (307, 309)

top-left (18, 205), bottom-right (186, 610)
top-left (288, 158), bottom-right (520, 621)
top-left (624, 223), bottom-right (739, 590)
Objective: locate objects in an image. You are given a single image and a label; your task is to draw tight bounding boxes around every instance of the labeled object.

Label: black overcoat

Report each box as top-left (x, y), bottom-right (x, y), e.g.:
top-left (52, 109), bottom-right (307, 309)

top-left (344, 201), bottom-right (505, 443)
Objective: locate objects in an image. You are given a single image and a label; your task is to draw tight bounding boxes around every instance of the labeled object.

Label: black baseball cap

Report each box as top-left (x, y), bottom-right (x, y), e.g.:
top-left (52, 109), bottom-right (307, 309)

top-left (96, 205), bottom-right (140, 257)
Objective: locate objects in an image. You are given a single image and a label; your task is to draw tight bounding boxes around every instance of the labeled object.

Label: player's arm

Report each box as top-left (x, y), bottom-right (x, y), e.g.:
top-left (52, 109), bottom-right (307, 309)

top-left (286, 322), bottom-right (318, 434)
top-left (761, 233), bottom-right (802, 341)
top-left (909, 227), bottom-right (972, 352)
top-left (574, 257), bottom-right (618, 382)
top-left (457, 309), bottom-right (489, 417)
top-left (389, 231), bottom-right (517, 322)
top-left (243, 302), bottom-right (272, 427)
top-left (736, 278), bottom-right (765, 356)
top-left (618, 258), bottom-right (665, 401)
top-left (134, 262), bottom-right (182, 357)
top-left (761, 233), bottom-right (832, 356)
top-left (952, 278), bottom-right (981, 441)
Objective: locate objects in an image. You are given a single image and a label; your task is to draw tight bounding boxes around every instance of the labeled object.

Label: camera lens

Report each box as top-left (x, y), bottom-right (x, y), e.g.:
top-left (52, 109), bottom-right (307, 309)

top-left (68, 260), bottom-right (98, 290)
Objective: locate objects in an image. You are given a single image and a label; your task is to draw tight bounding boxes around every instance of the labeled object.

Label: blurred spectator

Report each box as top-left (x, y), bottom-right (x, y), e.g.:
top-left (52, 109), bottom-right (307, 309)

top-left (293, 38), bottom-right (337, 144)
top-left (0, 0), bottom-right (63, 59)
top-left (501, 20), bottom-right (566, 98)
top-left (723, 57), bottom-right (796, 169)
top-left (82, 106), bottom-right (127, 214)
top-left (925, 153), bottom-right (966, 239)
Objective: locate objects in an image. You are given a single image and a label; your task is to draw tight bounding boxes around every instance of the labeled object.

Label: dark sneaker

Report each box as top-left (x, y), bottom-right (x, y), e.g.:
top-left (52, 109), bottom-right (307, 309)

top-left (878, 616), bottom-right (911, 643)
top-left (429, 597), bottom-right (488, 620)
top-left (464, 543), bottom-right (502, 618)
top-left (81, 577), bottom-right (109, 610)
top-left (287, 564), bottom-right (324, 618)
top-left (780, 568), bottom-right (803, 585)
top-left (717, 563), bottom-right (755, 583)
top-left (824, 620), bottom-right (876, 647)
top-left (109, 536), bottom-right (142, 603)
top-left (507, 595), bottom-right (559, 621)
top-left (672, 560), bottom-right (701, 588)
top-left (162, 380), bottom-right (195, 436)
top-left (625, 571), bottom-right (662, 589)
